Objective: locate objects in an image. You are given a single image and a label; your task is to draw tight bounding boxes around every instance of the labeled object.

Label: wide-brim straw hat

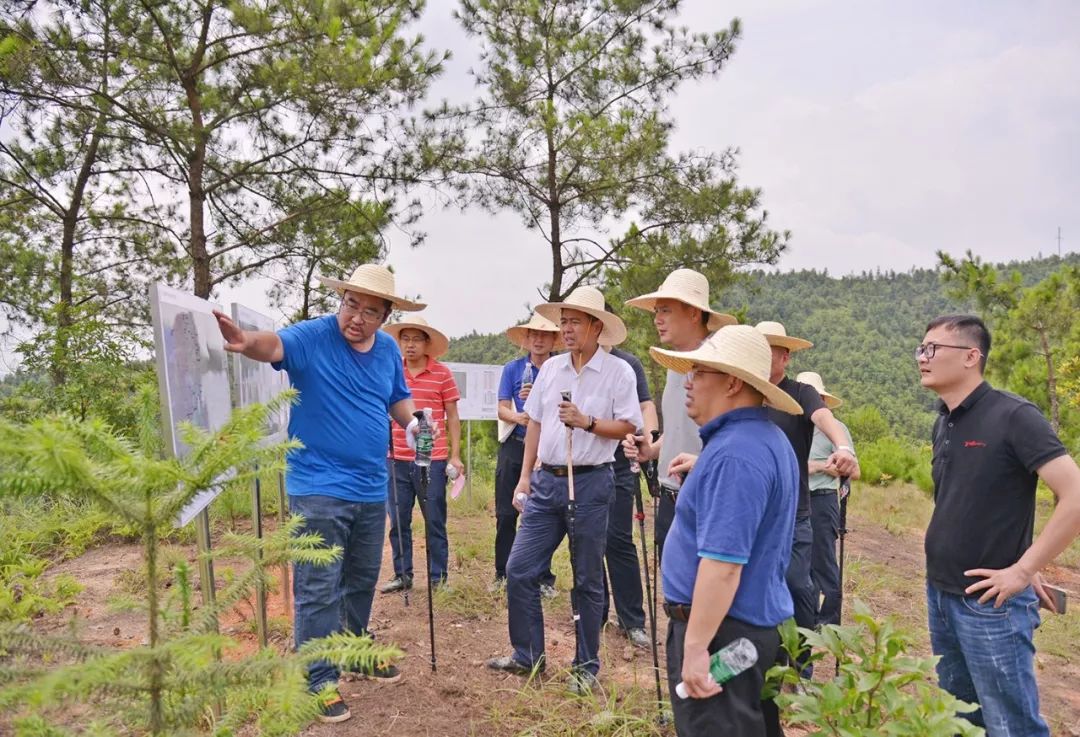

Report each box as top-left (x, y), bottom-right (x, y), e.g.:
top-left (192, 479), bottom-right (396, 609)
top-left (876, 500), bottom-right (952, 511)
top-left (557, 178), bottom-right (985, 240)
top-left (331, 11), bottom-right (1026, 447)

top-left (506, 311), bottom-right (565, 351)
top-left (755, 321), bottom-right (813, 352)
top-left (316, 263), bottom-right (425, 312)
top-left (625, 268), bottom-right (737, 331)
top-left (536, 286), bottom-right (627, 346)
top-left (383, 315), bottom-right (450, 359)
top-left (649, 325), bottom-right (803, 415)
top-left (796, 371), bottom-right (843, 409)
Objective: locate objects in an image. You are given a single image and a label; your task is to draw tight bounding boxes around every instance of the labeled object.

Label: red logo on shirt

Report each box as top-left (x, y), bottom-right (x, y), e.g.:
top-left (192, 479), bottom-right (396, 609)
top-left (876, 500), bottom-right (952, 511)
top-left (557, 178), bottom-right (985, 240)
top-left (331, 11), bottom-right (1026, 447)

top-left (963, 440), bottom-right (987, 448)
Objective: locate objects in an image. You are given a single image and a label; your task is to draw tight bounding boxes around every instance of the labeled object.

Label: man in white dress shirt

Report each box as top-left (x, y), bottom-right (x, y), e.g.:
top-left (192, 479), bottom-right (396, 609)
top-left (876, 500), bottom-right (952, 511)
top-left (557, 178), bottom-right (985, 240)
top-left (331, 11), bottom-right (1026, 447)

top-left (486, 286), bottom-right (643, 695)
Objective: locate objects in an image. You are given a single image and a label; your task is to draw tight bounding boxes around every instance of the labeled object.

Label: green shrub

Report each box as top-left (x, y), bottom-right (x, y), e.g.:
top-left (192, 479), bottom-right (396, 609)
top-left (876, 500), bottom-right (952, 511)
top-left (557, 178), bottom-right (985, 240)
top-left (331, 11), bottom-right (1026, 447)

top-left (858, 437), bottom-right (933, 493)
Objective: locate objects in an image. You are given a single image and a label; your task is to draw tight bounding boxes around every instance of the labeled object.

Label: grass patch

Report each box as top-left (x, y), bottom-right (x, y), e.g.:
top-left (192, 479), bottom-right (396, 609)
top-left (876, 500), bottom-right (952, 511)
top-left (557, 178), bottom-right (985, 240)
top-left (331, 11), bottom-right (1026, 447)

top-left (1034, 605), bottom-right (1080, 660)
top-left (848, 481), bottom-right (933, 536)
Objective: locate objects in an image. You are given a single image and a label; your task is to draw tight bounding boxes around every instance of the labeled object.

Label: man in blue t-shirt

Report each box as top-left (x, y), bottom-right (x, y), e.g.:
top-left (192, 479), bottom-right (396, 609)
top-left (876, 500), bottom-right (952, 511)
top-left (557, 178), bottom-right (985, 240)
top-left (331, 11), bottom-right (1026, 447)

top-left (649, 325), bottom-right (801, 737)
top-left (214, 264), bottom-right (425, 725)
top-left (493, 311), bottom-right (561, 592)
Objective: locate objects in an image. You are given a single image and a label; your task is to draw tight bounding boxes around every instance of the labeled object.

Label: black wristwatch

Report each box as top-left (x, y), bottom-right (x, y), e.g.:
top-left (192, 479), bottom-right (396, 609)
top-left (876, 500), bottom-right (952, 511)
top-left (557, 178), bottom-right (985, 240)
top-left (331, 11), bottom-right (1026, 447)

top-left (585, 415), bottom-right (597, 433)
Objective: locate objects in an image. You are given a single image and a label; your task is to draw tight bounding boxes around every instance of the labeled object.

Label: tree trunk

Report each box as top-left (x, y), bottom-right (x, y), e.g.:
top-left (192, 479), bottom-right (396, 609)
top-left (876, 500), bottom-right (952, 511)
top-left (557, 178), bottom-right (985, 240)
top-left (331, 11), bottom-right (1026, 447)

top-left (184, 74), bottom-right (211, 298)
top-left (1037, 326), bottom-right (1061, 433)
top-left (545, 87), bottom-right (563, 302)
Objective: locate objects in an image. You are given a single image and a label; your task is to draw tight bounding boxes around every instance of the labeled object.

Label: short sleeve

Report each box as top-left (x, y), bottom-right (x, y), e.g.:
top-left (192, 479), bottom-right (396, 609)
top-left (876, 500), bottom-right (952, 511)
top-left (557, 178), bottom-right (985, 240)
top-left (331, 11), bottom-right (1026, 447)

top-left (626, 352), bottom-right (652, 403)
top-left (1008, 402), bottom-right (1067, 474)
top-left (523, 361), bottom-right (546, 420)
top-left (274, 317), bottom-right (325, 374)
top-left (498, 361), bottom-right (516, 401)
top-left (387, 341), bottom-right (410, 405)
top-left (696, 458), bottom-right (769, 564)
top-left (800, 384), bottom-right (827, 417)
top-left (610, 362), bottom-right (644, 428)
top-left (442, 367), bottom-right (461, 403)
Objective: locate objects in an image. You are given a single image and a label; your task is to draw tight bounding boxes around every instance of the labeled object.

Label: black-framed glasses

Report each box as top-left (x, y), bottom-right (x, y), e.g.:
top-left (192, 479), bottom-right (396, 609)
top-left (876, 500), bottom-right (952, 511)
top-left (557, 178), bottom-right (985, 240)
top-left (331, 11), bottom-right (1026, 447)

top-left (914, 342), bottom-right (975, 360)
top-left (340, 299), bottom-right (385, 323)
top-left (687, 365), bottom-right (725, 383)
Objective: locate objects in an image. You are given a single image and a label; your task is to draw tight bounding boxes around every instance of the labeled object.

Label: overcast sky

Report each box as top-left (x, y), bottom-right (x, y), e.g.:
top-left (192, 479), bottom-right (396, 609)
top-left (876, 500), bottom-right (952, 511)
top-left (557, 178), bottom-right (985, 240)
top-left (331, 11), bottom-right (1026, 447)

top-left (228, 0), bottom-right (1076, 339)
top-left (4, 0), bottom-right (1079, 369)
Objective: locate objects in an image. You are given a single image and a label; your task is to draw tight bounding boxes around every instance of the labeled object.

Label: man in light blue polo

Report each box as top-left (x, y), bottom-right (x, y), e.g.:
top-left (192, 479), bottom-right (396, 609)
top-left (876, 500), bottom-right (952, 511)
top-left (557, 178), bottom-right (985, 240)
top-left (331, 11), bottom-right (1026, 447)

top-left (486, 286), bottom-right (642, 694)
top-left (214, 264), bottom-right (425, 724)
top-left (651, 325), bottom-right (801, 737)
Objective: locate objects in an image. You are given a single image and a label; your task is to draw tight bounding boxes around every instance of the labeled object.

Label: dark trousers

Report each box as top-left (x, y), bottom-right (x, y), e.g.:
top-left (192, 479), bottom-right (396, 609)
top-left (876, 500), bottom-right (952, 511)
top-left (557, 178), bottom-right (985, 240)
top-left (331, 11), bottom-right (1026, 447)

top-left (494, 438), bottom-right (554, 586)
top-left (386, 459), bottom-right (449, 581)
top-left (787, 515), bottom-right (815, 676)
top-left (666, 615), bottom-right (781, 737)
top-left (506, 466), bottom-right (613, 674)
top-left (602, 463), bottom-right (646, 630)
top-left (810, 489), bottom-right (842, 627)
top-left (655, 490), bottom-right (675, 565)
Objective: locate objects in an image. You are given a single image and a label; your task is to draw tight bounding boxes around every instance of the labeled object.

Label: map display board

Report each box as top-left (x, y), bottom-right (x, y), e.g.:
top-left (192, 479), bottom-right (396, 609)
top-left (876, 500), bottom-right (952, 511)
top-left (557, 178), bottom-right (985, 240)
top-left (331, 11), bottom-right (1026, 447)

top-left (150, 283), bottom-right (233, 526)
top-left (442, 362), bottom-right (502, 421)
top-left (230, 303), bottom-right (289, 443)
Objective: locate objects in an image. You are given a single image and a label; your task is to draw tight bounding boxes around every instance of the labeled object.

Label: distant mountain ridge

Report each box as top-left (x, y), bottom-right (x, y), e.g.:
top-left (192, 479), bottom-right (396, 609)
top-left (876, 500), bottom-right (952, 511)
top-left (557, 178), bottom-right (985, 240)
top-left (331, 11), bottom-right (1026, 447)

top-left (446, 253), bottom-right (1080, 439)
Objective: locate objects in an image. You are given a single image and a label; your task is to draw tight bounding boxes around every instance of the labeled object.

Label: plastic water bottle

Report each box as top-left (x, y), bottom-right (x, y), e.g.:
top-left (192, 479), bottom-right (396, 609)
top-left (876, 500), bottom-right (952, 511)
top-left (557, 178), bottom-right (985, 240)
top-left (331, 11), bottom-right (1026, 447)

top-left (414, 409), bottom-right (433, 467)
top-left (522, 361), bottom-right (533, 388)
top-left (675, 637), bottom-right (758, 699)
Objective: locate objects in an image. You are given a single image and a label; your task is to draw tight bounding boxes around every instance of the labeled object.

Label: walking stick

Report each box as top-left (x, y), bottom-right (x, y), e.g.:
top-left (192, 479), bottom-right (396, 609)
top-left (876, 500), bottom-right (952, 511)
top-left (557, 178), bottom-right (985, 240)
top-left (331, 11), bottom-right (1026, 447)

top-left (835, 475), bottom-right (850, 676)
top-left (640, 431), bottom-right (662, 628)
top-left (561, 391), bottom-right (583, 666)
top-left (388, 422), bottom-right (409, 607)
top-left (413, 411), bottom-right (438, 673)
top-left (633, 459), bottom-right (664, 722)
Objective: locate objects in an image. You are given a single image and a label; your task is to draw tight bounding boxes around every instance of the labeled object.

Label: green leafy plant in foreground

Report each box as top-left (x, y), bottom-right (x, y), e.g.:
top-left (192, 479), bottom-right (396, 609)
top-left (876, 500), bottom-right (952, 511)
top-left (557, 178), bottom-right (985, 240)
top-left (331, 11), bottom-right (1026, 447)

top-left (766, 603), bottom-right (983, 736)
top-left (0, 393), bottom-right (402, 736)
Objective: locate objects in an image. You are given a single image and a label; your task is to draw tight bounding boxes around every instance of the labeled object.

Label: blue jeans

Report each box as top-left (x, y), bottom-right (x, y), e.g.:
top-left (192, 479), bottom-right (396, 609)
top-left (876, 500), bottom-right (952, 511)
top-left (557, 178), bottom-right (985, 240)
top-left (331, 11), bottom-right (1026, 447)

top-left (386, 459), bottom-right (449, 581)
top-left (506, 466), bottom-right (613, 675)
top-left (602, 463), bottom-right (645, 630)
top-left (289, 494), bottom-right (385, 692)
top-left (927, 582), bottom-right (1048, 736)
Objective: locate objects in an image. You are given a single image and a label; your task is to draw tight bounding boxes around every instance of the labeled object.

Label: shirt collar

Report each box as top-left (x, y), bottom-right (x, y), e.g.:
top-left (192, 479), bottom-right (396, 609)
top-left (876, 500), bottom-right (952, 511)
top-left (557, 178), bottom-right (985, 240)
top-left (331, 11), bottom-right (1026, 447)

top-left (404, 355), bottom-right (437, 376)
top-left (936, 380), bottom-right (991, 416)
top-left (558, 346), bottom-right (607, 375)
top-left (699, 406), bottom-right (770, 444)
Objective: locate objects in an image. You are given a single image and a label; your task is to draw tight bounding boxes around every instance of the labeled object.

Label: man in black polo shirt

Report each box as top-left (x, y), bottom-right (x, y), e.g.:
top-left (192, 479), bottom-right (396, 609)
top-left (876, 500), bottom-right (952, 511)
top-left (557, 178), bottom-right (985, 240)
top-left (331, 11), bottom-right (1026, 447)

top-left (919, 314), bottom-right (1080, 737)
top-left (754, 322), bottom-right (857, 681)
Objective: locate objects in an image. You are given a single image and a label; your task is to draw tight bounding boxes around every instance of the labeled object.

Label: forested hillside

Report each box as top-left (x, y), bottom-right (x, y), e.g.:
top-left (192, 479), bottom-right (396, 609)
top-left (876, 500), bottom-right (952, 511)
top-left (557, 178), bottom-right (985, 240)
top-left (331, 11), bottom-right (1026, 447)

top-left (446, 253), bottom-right (1080, 441)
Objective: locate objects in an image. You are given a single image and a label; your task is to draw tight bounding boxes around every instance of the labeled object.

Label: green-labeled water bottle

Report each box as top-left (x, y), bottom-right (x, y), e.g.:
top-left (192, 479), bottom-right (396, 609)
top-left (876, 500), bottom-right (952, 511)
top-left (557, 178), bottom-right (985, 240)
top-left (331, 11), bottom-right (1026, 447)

top-left (675, 637), bottom-right (758, 699)
top-left (414, 409), bottom-right (433, 467)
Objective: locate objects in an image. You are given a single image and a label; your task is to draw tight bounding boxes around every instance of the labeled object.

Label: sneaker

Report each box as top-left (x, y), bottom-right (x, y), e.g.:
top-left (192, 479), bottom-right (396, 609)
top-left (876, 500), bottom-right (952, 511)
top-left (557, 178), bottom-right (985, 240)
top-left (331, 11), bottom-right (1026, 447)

top-left (379, 574), bottom-right (413, 594)
top-left (539, 583), bottom-right (558, 600)
top-left (486, 654), bottom-right (543, 676)
top-left (357, 661), bottom-right (403, 683)
top-left (567, 669), bottom-right (600, 696)
top-left (316, 688), bottom-right (351, 723)
top-left (625, 627), bottom-right (651, 649)
top-left (487, 576), bottom-right (507, 593)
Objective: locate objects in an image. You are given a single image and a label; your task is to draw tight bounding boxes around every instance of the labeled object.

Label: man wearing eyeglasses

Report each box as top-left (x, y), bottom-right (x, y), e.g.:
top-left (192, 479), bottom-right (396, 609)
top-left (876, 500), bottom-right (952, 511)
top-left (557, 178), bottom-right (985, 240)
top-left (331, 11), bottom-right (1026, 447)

top-left (380, 316), bottom-right (462, 595)
top-left (918, 314), bottom-right (1080, 737)
top-left (213, 264), bottom-right (425, 724)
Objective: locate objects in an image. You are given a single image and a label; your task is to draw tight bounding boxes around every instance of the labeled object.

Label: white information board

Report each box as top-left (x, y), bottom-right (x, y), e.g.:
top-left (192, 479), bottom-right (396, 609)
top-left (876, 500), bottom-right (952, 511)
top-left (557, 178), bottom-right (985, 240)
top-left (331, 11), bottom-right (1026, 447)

top-left (443, 362), bottom-right (503, 421)
top-left (150, 283), bottom-right (233, 527)
top-left (230, 303), bottom-right (290, 443)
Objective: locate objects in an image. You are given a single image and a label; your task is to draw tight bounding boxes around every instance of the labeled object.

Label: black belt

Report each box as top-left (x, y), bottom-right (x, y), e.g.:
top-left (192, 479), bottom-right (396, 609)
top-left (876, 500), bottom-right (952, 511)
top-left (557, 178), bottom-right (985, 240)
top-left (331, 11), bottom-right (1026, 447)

top-left (541, 463), bottom-right (608, 477)
top-left (810, 488), bottom-right (839, 497)
top-left (664, 602), bottom-right (692, 622)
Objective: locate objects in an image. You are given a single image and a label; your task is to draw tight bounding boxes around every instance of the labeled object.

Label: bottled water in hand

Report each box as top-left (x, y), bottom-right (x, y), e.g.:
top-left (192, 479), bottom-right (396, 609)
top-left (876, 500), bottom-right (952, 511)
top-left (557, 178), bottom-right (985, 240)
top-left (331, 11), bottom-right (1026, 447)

top-left (414, 409), bottom-right (433, 467)
top-left (675, 637), bottom-right (757, 699)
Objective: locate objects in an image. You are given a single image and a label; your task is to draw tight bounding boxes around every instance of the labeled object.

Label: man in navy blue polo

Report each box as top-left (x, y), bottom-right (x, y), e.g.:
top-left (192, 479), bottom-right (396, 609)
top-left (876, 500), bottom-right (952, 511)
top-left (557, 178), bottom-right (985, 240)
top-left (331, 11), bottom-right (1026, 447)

top-left (486, 286), bottom-right (642, 694)
top-left (651, 325), bottom-right (801, 737)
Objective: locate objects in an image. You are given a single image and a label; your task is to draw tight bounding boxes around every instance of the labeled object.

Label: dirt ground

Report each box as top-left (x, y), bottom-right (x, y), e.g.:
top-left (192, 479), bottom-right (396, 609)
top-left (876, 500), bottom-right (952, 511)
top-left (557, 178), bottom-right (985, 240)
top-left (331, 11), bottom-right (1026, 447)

top-left (33, 493), bottom-right (1080, 736)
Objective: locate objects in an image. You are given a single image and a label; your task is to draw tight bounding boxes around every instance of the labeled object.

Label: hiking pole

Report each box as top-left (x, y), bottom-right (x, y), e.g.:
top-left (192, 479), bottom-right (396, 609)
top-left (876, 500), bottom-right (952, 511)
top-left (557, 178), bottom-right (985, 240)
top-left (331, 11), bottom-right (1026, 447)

top-left (388, 422), bottom-right (409, 607)
top-left (835, 475), bottom-right (850, 676)
top-left (412, 411), bottom-right (438, 673)
top-left (640, 431), bottom-right (662, 628)
top-left (561, 391), bottom-right (583, 667)
top-left (632, 452), bottom-right (665, 722)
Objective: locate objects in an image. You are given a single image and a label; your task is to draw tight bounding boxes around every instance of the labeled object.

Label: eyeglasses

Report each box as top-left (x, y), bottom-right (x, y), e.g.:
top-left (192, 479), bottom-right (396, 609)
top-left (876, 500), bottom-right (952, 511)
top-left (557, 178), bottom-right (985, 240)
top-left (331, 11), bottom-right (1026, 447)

top-left (914, 342), bottom-right (976, 360)
top-left (398, 334), bottom-right (429, 344)
top-left (687, 365), bottom-right (725, 383)
top-left (340, 300), bottom-right (385, 323)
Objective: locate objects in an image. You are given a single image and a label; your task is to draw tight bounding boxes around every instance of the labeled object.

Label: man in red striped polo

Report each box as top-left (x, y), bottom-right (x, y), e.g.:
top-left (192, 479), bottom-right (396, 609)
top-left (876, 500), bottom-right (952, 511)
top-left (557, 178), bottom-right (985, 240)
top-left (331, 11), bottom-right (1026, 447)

top-left (380, 316), bottom-right (463, 593)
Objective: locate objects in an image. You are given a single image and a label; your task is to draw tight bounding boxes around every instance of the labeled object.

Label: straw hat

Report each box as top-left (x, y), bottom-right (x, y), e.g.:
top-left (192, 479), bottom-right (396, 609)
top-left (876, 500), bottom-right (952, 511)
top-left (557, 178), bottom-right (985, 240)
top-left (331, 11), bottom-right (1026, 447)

top-left (625, 269), bottom-right (737, 331)
top-left (795, 371), bottom-right (842, 409)
top-left (383, 315), bottom-right (450, 359)
top-left (536, 286), bottom-right (627, 346)
top-left (506, 311), bottom-right (565, 351)
top-left (754, 321), bottom-right (813, 352)
top-left (649, 325), bottom-right (803, 415)
top-left (316, 263), bottom-right (425, 312)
